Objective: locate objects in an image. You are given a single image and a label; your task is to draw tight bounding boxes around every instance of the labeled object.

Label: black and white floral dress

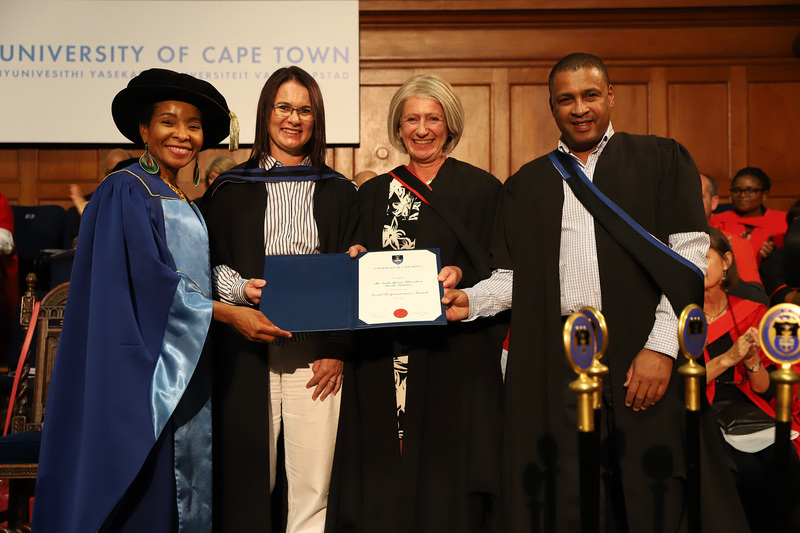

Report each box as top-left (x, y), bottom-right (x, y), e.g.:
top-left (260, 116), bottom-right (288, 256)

top-left (383, 178), bottom-right (422, 439)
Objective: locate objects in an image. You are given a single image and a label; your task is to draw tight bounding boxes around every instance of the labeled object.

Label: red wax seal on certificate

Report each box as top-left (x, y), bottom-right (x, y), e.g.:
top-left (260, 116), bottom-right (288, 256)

top-left (394, 309), bottom-right (408, 318)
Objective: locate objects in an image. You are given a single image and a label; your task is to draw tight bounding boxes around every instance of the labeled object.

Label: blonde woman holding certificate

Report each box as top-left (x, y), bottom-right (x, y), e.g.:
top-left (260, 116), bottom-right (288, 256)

top-left (326, 73), bottom-right (507, 533)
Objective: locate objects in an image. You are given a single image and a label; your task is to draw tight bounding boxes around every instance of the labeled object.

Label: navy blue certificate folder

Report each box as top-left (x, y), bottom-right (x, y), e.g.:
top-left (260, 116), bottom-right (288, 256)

top-left (260, 249), bottom-right (446, 332)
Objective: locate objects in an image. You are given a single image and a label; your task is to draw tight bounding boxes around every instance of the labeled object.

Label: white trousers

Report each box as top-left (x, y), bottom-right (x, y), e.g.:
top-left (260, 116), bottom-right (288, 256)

top-left (268, 337), bottom-right (341, 533)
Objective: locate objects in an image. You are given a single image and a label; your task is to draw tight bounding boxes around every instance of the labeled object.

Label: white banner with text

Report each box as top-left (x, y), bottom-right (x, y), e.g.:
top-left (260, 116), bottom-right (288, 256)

top-left (0, 0), bottom-right (359, 144)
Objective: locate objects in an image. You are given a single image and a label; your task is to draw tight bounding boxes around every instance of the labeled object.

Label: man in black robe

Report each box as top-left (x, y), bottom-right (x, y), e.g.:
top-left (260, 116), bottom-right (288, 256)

top-left (444, 53), bottom-right (748, 532)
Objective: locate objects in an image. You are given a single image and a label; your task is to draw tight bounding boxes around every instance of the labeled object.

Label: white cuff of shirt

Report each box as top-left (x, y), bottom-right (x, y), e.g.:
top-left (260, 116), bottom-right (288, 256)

top-left (462, 287), bottom-right (480, 322)
top-left (463, 268), bottom-right (513, 321)
top-left (644, 294), bottom-right (680, 359)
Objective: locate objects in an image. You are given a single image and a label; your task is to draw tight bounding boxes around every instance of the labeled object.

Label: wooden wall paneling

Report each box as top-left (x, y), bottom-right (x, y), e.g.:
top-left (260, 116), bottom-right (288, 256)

top-left (0, 151), bottom-right (20, 182)
top-left (0, 150), bottom-right (21, 203)
top-left (509, 84), bottom-right (559, 175)
top-left (648, 68), bottom-right (669, 138)
top-left (360, 1), bottom-right (800, 11)
top-left (35, 184), bottom-right (76, 209)
top-left (448, 84), bottom-right (492, 175)
top-left (727, 66), bottom-right (749, 194)
top-left (609, 84), bottom-right (649, 137)
top-left (38, 149), bottom-right (97, 182)
top-left (360, 25), bottom-right (800, 68)
top-left (748, 80), bottom-right (800, 209)
top-left (332, 147), bottom-right (355, 180)
top-left (0, 182), bottom-right (21, 205)
top-left (746, 63), bottom-right (800, 83)
top-left (36, 148), bottom-right (98, 206)
top-left (491, 68), bottom-right (510, 180)
top-left (355, 84), bottom-right (408, 177)
top-left (667, 82), bottom-right (729, 182)
top-left (18, 150), bottom-right (38, 206)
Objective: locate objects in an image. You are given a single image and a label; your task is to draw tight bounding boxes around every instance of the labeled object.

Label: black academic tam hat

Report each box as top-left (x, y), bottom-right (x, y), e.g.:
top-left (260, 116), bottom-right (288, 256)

top-left (111, 68), bottom-right (238, 151)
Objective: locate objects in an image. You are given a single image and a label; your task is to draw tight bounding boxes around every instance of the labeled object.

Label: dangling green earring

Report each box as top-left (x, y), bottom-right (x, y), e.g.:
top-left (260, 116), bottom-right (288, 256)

top-left (193, 159), bottom-right (200, 186)
top-left (139, 143), bottom-right (159, 175)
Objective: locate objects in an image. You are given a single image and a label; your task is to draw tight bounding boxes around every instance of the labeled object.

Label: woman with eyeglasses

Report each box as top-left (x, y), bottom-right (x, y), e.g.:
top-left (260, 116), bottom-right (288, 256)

top-left (712, 167), bottom-right (788, 261)
top-left (703, 227), bottom-right (800, 532)
top-left (201, 67), bottom-right (359, 532)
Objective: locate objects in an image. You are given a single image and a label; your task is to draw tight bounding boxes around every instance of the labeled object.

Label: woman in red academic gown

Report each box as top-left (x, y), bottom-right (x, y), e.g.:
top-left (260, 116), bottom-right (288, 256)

top-left (703, 227), bottom-right (800, 532)
top-left (712, 167), bottom-right (787, 263)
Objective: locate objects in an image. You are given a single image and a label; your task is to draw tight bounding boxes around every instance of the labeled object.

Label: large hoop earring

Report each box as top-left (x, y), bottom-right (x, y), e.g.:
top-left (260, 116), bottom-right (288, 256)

top-left (193, 159), bottom-right (200, 186)
top-left (139, 143), bottom-right (159, 175)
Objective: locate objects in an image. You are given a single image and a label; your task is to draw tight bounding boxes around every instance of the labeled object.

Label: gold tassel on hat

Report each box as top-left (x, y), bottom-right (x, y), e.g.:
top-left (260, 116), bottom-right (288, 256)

top-left (229, 111), bottom-right (240, 152)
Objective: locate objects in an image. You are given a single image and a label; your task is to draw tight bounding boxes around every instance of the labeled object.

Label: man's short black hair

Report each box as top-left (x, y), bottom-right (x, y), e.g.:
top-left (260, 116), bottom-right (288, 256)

top-left (549, 53), bottom-right (611, 93)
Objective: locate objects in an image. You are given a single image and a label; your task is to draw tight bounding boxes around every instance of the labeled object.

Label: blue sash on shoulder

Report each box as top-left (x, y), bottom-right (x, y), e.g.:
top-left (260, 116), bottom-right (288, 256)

top-left (548, 149), bottom-right (704, 316)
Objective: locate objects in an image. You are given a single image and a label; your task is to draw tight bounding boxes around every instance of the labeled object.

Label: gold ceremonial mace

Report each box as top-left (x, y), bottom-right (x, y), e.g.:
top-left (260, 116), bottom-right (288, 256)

top-left (580, 307), bottom-right (609, 432)
top-left (677, 304), bottom-right (708, 533)
top-left (678, 304), bottom-right (707, 412)
top-left (564, 312), bottom-right (600, 533)
top-left (757, 303), bottom-right (800, 533)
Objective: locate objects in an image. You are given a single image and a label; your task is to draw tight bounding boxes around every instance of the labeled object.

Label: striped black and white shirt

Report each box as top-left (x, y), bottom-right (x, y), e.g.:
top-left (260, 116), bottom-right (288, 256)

top-left (212, 155), bottom-right (319, 305)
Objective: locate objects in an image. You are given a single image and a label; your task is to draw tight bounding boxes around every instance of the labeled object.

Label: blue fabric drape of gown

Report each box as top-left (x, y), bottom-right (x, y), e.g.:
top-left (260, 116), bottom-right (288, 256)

top-left (32, 163), bottom-right (213, 533)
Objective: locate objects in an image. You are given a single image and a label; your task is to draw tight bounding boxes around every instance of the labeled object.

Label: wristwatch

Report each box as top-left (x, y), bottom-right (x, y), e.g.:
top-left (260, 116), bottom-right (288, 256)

top-left (745, 360), bottom-right (762, 373)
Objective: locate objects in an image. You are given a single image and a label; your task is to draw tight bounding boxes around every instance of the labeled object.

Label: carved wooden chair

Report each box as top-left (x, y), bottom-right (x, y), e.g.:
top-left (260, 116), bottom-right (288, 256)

top-left (0, 275), bottom-right (68, 532)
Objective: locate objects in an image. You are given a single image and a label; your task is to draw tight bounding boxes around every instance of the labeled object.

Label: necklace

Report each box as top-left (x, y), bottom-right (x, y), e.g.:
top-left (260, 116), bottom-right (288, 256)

top-left (704, 295), bottom-right (728, 321)
top-left (165, 181), bottom-right (188, 203)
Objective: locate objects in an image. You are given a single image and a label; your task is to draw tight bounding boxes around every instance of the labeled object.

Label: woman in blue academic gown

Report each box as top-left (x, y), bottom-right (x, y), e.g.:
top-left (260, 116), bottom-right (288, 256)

top-left (32, 68), bottom-right (290, 533)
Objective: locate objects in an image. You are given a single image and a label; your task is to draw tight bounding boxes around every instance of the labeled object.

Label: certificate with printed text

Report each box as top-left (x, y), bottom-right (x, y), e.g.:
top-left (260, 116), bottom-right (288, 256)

top-left (261, 249), bottom-right (446, 332)
top-left (357, 250), bottom-right (444, 325)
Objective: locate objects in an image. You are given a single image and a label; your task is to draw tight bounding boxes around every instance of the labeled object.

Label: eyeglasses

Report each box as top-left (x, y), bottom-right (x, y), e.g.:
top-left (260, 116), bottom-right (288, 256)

top-left (272, 104), bottom-right (314, 121)
top-left (730, 187), bottom-right (764, 197)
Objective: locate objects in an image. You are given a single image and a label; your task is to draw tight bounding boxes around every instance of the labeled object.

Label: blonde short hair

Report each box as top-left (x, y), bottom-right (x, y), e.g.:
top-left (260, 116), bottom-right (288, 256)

top-left (387, 73), bottom-right (464, 156)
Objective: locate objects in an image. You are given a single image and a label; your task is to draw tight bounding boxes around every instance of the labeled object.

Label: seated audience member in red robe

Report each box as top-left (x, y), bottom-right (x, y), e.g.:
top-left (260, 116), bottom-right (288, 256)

top-left (712, 167), bottom-right (787, 263)
top-left (702, 173), bottom-right (768, 305)
top-left (703, 227), bottom-right (800, 532)
top-left (0, 192), bottom-right (19, 362)
top-left (759, 199), bottom-right (800, 307)
top-left (702, 174), bottom-right (759, 283)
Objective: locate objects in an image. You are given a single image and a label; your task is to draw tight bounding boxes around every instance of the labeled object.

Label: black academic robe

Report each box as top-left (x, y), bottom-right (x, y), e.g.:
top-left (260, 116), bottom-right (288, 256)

top-left (495, 133), bottom-right (748, 533)
top-left (326, 158), bottom-right (508, 533)
top-left (200, 164), bottom-right (359, 532)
